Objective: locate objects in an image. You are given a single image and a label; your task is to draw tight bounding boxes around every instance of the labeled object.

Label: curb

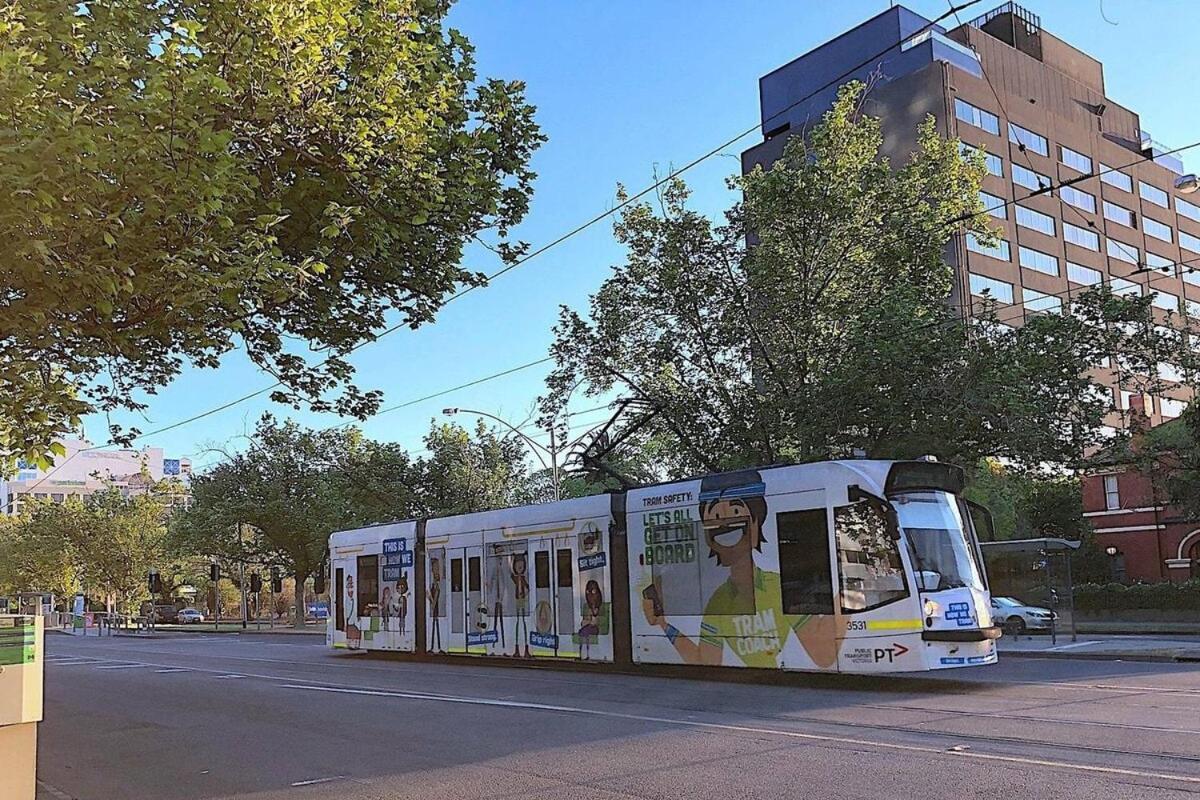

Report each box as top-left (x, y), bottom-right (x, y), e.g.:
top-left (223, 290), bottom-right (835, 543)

top-left (1000, 649), bottom-right (1200, 663)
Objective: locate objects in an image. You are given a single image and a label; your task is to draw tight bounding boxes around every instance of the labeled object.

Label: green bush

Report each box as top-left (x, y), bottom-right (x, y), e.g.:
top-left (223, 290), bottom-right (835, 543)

top-left (1074, 580), bottom-right (1200, 612)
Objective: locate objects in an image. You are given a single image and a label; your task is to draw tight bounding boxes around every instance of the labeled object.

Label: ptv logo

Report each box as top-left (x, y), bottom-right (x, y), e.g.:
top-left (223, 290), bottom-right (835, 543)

top-left (873, 643), bottom-right (910, 663)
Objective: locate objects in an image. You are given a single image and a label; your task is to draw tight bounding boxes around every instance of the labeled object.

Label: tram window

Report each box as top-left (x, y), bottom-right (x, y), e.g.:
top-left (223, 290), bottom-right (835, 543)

top-left (834, 501), bottom-right (908, 612)
top-left (468, 557), bottom-right (481, 593)
top-left (535, 550), bottom-right (550, 589)
top-left (556, 549), bottom-right (573, 588)
top-left (776, 509), bottom-right (834, 615)
top-left (450, 558), bottom-right (463, 593)
top-left (356, 555), bottom-right (379, 617)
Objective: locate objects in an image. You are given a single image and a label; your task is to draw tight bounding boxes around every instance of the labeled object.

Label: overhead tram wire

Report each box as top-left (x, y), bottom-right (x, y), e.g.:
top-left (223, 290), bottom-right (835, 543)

top-left (18, 0), bottom-right (1195, 493)
top-left (22, 0), bottom-right (986, 467)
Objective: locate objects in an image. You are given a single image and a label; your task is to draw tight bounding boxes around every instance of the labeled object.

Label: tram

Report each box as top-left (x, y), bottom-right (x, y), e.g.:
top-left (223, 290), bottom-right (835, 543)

top-left (327, 459), bottom-right (1000, 673)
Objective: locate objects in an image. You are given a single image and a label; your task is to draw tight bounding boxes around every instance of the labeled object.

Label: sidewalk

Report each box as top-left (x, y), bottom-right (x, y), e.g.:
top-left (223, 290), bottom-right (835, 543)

top-left (999, 633), bottom-right (1200, 662)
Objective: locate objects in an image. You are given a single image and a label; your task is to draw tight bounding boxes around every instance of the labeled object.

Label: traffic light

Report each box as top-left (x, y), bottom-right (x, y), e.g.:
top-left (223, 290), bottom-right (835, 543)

top-left (270, 568), bottom-right (282, 594)
top-left (313, 570), bottom-right (326, 595)
top-left (249, 572), bottom-right (262, 594)
top-left (209, 562), bottom-right (220, 582)
top-left (147, 570), bottom-right (161, 594)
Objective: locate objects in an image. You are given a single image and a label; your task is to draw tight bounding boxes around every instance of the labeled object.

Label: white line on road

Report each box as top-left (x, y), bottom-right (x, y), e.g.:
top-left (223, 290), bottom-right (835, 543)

top-left (214, 674), bottom-right (246, 680)
top-left (290, 776), bottom-right (347, 787)
top-left (1045, 641), bottom-right (1103, 652)
top-left (279, 683), bottom-right (1200, 787)
top-left (94, 664), bottom-right (150, 670)
top-left (154, 668), bottom-right (191, 674)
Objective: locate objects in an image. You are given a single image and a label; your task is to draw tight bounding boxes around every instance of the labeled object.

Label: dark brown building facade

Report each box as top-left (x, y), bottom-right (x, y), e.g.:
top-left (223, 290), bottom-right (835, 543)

top-left (743, 2), bottom-right (1199, 434)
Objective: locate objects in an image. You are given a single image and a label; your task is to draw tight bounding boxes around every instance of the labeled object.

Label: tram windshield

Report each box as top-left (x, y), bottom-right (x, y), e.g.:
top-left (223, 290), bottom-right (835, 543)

top-left (892, 491), bottom-right (985, 592)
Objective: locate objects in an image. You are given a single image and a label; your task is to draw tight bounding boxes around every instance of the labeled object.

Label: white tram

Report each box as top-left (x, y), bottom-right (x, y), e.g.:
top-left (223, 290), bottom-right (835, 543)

top-left (328, 459), bottom-right (999, 673)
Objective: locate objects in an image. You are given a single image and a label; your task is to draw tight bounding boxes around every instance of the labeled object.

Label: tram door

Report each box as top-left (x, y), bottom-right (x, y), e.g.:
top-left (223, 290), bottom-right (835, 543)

top-left (530, 537), bottom-right (578, 657)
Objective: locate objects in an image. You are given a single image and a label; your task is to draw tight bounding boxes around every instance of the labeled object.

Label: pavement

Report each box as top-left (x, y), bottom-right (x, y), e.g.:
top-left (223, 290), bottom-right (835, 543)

top-left (999, 632), bottom-right (1200, 661)
top-left (33, 632), bottom-right (1200, 799)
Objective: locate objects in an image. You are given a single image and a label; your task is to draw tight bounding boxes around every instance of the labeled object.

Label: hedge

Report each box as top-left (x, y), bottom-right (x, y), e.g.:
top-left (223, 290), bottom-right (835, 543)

top-left (1074, 580), bottom-right (1200, 612)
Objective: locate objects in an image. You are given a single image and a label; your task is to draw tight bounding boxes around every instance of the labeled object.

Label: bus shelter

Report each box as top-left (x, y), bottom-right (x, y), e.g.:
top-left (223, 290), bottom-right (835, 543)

top-left (980, 538), bottom-right (1080, 644)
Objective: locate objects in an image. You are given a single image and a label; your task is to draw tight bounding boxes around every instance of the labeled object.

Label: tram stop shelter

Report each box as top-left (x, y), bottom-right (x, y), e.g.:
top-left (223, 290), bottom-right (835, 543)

top-left (980, 537), bottom-right (1081, 644)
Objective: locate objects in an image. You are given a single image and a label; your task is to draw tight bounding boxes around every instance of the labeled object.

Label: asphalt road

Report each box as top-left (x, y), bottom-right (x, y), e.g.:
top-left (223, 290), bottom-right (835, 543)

top-left (35, 632), bottom-right (1200, 799)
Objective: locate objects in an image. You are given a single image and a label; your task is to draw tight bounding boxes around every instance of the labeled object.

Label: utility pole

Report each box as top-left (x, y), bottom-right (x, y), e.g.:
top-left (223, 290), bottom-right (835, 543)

top-left (237, 523), bottom-right (248, 630)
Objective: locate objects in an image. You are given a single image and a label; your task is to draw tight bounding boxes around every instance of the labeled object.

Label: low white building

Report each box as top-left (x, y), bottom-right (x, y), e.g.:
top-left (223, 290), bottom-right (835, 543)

top-left (1, 438), bottom-right (191, 516)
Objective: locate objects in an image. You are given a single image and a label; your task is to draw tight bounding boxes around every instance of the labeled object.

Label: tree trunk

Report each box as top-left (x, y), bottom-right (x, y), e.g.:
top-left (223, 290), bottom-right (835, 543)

top-left (293, 575), bottom-right (306, 629)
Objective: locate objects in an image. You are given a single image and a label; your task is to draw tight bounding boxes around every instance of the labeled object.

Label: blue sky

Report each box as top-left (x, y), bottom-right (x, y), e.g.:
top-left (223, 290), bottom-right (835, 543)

top-left (86, 0), bottom-right (1200, 469)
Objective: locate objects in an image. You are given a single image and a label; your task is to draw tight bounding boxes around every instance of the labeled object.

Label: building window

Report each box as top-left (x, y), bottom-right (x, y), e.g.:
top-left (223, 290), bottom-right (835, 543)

top-left (1103, 200), bottom-right (1136, 228)
top-left (960, 142), bottom-right (1004, 177)
top-left (1111, 277), bottom-right (1142, 297)
top-left (1187, 299), bottom-right (1200, 318)
top-left (1103, 475), bottom-right (1120, 510)
top-left (979, 191), bottom-right (1007, 219)
top-left (1106, 238), bottom-right (1139, 265)
top-left (1145, 252), bottom-right (1175, 272)
top-left (1144, 217), bottom-right (1173, 243)
top-left (1067, 262), bottom-right (1101, 285)
top-left (1008, 122), bottom-right (1048, 156)
top-left (1013, 163), bottom-right (1050, 192)
top-left (1181, 230), bottom-right (1200, 255)
top-left (1023, 287), bottom-right (1062, 313)
top-left (1178, 197), bottom-right (1200, 223)
top-left (969, 273), bottom-right (1014, 303)
top-left (777, 509), bottom-right (834, 615)
top-left (1019, 246), bottom-right (1059, 276)
top-left (1016, 205), bottom-right (1056, 236)
top-left (1063, 221), bottom-right (1100, 251)
top-left (966, 233), bottom-right (1010, 262)
top-left (1161, 397), bottom-right (1187, 418)
top-left (1100, 165), bottom-right (1133, 192)
top-left (1159, 361), bottom-right (1184, 382)
top-left (1060, 146), bottom-right (1092, 174)
top-left (1060, 185), bottom-right (1096, 214)
top-left (1139, 181), bottom-right (1170, 208)
top-left (1186, 270), bottom-right (1200, 287)
top-left (955, 98), bottom-right (1000, 135)
top-left (1152, 290), bottom-right (1180, 313)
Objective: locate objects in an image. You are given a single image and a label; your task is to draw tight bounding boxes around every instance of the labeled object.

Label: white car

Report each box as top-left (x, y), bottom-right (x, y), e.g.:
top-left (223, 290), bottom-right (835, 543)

top-left (176, 608), bottom-right (205, 624)
top-left (990, 596), bottom-right (1056, 634)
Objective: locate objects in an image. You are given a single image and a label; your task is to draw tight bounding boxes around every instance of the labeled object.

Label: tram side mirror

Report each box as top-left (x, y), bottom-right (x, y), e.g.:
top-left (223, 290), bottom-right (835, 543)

top-left (847, 485), bottom-right (902, 541)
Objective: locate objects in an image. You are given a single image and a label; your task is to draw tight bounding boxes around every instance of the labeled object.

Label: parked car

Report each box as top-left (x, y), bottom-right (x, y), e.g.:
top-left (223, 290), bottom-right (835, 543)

top-left (151, 604), bottom-right (179, 623)
top-left (991, 596), bottom-right (1056, 634)
top-left (176, 608), bottom-right (205, 624)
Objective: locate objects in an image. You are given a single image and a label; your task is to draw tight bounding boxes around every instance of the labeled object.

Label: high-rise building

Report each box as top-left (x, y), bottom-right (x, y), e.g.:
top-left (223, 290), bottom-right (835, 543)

top-left (0, 438), bottom-right (192, 516)
top-left (742, 2), bottom-right (1198, 432)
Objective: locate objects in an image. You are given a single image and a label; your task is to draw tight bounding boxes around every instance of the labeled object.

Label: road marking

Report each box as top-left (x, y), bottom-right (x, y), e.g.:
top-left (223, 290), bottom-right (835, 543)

top-left (214, 674), bottom-right (246, 679)
top-left (154, 668), bottom-right (191, 674)
top-left (1045, 641), bottom-right (1102, 652)
top-left (279, 684), bottom-right (1200, 786)
top-left (291, 776), bottom-right (347, 787)
top-left (94, 664), bottom-right (150, 670)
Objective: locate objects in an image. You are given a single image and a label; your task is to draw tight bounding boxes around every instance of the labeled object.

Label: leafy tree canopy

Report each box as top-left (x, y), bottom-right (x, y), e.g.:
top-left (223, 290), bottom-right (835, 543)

top-left (0, 0), bottom-right (543, 470)
top-left (543, 82), bottom-right (1194, 476)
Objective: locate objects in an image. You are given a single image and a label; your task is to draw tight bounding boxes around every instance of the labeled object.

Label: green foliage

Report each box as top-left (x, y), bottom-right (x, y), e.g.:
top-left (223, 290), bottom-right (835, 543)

top-left (0, 0), bottom-right (543, 470)
top-left (542, 82), bottom-right (1192, 475)
top-left (171, 414), bottom-right (535, 624)
top-left (1135, 404), bottom-right (1200, 520)
top-left (1075, 580), bottom-right (1200, 612)
top-left (0, 486), bottom-right (169, 610)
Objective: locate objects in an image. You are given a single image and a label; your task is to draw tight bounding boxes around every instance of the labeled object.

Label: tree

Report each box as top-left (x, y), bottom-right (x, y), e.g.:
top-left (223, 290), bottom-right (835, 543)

top-left (0, 0), bottom-right (544, 470)
top-left (0, 486), bottom-right (169, 612)
top-left (173, 416), bottom-right (419, 626)
top-left (1132, 404), bottom-right (1200, 520)
top-left (414, 420), bottom-right (533, 515)
top-left (543, 82), bottom-right (1193, 475)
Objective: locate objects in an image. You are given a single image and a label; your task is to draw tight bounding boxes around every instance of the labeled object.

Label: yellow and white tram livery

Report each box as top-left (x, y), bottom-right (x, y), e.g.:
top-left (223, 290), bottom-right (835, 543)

top-left (328, 459), bottom-right (999, 673)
